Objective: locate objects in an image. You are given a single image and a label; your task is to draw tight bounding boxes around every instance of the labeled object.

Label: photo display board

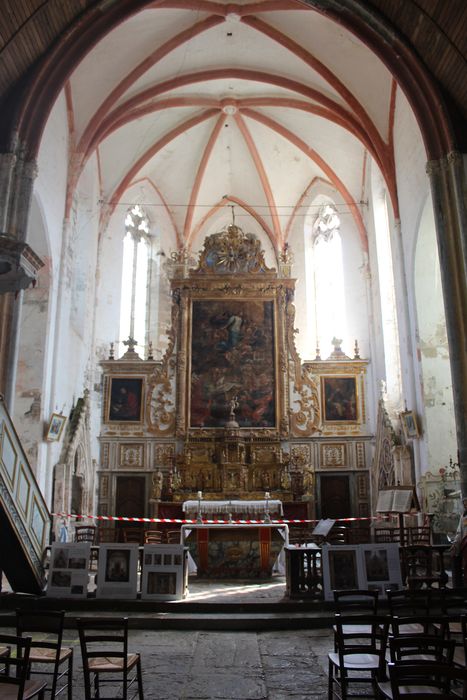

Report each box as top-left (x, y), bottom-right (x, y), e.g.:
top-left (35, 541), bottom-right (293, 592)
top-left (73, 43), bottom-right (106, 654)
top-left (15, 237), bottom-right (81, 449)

top-left (322, 543), bottom-right (402, 600)
top-left (47, 543), bottom-right (91, 598)
top-left (96, 543), bottom-right (139, 599)
top-left (141, 544), bottom-right (188, 601)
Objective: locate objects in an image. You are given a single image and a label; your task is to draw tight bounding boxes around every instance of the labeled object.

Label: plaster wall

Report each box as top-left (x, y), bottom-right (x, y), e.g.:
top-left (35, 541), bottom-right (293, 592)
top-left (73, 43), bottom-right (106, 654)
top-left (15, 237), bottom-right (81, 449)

top-left (392, 87), bottom-right (455, 476)
top-left (414, 197), bottom-right (456, 469)
top-left (12, 94), bottom-right (69, 495)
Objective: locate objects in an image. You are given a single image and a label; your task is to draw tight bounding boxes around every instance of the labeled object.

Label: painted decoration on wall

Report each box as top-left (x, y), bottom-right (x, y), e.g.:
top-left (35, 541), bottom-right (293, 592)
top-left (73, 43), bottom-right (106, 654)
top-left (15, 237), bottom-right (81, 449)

top-left (189, 299), bottom-right (276, 428)
top-left (107, 377), bottom-right (143, 422)
top-left (46, 413), bottom-right (67, 441)
top-left (322, 376), bottom-right (358, 422)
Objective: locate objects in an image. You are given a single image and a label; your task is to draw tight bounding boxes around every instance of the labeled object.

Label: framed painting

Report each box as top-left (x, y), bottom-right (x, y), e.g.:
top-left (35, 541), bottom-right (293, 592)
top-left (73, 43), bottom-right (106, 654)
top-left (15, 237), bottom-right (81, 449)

top-left (106, 377), bottom-right (143, 423)
top-left (322, 376), bottom-right (358, 423)
top-left (322, 545), bottom-right (364, 600)
top-left (189, 299), bottom-right (276, 429)
top-left (46, 413), bottom-right (67, 441)
top-left (360, 543), bottom-right (403, 597)
top-left (400, 410), bottom-right (419, 439)
top-left (96, 544), bottom-right (139, 599)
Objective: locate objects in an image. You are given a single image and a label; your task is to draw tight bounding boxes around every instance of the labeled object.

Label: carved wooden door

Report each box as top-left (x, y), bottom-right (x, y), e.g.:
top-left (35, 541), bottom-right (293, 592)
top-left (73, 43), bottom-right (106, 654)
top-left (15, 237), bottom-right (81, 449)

top-left (115, 476), bottom-right (146, 534)
top-left (319, 474), bottom-right (351, 519)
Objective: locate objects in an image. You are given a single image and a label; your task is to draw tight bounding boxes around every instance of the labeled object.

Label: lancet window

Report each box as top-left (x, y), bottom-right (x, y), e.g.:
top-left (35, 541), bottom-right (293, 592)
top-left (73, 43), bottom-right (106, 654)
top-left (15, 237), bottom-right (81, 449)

top-left (119, 205), bottom-right (150, 357)
top-left (311, 203), bottom-right (346, 351)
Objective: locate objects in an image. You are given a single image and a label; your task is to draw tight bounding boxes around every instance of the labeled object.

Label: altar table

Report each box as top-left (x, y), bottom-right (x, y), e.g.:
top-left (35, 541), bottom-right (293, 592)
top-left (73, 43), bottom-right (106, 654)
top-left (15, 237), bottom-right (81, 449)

top-left (181, 523), bottom-right (288, 578)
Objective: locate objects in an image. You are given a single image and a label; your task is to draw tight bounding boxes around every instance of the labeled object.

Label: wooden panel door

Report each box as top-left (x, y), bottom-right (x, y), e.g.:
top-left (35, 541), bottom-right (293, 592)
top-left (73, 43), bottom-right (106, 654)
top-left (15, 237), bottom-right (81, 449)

top-left (115, 476), bottom-right (146, 538)
top-left (319, 474), bottom-right (351, 519)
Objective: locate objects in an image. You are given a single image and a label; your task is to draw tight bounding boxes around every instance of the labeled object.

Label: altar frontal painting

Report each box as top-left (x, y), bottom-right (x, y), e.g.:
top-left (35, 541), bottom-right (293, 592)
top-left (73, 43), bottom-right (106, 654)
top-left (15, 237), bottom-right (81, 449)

top-left (190, 300), bottom-right (276, 428)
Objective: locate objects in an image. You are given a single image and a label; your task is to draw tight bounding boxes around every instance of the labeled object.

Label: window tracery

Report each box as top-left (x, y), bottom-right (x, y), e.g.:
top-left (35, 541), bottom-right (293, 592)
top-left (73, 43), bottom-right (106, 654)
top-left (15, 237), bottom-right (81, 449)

top-left (119, 205), bottom-right (150, 357)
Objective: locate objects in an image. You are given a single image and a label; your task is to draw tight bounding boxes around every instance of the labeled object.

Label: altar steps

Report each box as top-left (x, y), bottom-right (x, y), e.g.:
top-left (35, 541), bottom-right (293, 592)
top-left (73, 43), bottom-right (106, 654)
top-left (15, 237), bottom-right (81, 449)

top-left (0, 596), bottom-right (333, 631)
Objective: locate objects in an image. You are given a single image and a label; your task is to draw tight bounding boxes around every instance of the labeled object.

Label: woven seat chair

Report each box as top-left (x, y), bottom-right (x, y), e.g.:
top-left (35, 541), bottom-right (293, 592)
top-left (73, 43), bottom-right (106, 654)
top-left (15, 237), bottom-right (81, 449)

top-left (0, 633), bottom-right (47, 699)
top-left (16, 609), bottom-right (73, 699)
top-left (77, 616), bottom-right (144, 700)
top-left (328, 614), bottom-right (390, 700)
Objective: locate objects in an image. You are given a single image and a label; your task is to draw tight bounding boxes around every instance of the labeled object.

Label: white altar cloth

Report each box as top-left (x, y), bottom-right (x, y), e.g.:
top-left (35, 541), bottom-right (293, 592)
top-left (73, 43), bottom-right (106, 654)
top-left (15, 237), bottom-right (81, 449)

top-left (182, 499), bottom-right (283, 517)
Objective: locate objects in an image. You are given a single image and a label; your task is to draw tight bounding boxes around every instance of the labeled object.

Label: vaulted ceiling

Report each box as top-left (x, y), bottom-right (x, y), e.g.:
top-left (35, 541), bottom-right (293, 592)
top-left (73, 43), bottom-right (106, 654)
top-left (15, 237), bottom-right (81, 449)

top-left (0, 1), bottom-right (465, 251)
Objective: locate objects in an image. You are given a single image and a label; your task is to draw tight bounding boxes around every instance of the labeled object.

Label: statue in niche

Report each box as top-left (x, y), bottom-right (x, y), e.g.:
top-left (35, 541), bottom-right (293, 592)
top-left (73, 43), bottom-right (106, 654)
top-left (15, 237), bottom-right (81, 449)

top-left (262, 471), bottom-right (271, 489)
top-left (151, 470), bottom-right (163, 500)
top-left (302, 467), bottom-right (314, 496)
top-left (280, 470), bottom-right (291, 490)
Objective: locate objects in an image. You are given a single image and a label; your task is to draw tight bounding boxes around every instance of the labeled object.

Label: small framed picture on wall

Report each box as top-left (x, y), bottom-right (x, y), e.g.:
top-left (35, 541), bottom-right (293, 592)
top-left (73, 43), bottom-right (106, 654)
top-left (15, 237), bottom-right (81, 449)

top-left (400, 410), bottom-right (419, 439)
top-left (46, 413), bottom-right (67, 441)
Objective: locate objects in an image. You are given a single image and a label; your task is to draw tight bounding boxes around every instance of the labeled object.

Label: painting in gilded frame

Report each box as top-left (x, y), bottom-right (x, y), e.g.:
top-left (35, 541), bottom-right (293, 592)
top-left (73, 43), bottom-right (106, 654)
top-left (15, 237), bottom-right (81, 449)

top-left (107, 377), bottom-right (144, 423)
top-left (189, 299), bottom-right (276, 428)
top-left (322, 376), bottom-right (358, 423)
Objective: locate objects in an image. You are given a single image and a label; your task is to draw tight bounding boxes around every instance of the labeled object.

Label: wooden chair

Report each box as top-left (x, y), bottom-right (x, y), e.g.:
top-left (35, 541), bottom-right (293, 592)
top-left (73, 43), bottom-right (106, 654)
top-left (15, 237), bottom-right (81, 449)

top-left (401, 544), bottom-right (449, 589)
top-left (347, 526), bottom-right (371, 544)
top-left (457, 614), bottom-right (467, 668)
top-left (143, 530), bottom-right (163, 544)
top-left (16, 609), bottom-right (73, 700)
top-left (327, 525), bottom-right (349, 545)
top-left (386, 662), bottom-right (467, 699)
top-left (333, 588), bottom-right (379, 615)
top-left (0, 633), bottom-right (47, 699)
top-left (332, 589), bottom-right (379, 649)
top-left (0, 643), bottom-right (10, 675)
top-left (122, 528), bottom-right (143, 545)
top-left (77, 616), bottom-right (144, 700)
top-left (374, 527), bottom-right (401, 544)
top-left (165, 529), bottom-right (181, 544)
top-left (391, 614), bottom-right (449, 639)
top-left (327, 614), bottom-right (390, 700)
top-left (74, 525), bottom-right (97, 544)
top-left (388, 634), bottom-right (455, 664)
top-left (377, 636), bottom-right (457, 699)
top-left (406, 526), bottom-right (431, 545)
top-left (387, 588), bottom-right (431, 618)
top-left (96, 526), bottom-right (117, 543)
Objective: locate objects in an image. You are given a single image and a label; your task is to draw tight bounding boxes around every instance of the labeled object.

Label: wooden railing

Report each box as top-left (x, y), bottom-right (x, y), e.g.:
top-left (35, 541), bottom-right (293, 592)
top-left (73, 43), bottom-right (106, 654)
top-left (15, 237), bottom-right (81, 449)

top-left (0, 396), bottom-right (51, 593)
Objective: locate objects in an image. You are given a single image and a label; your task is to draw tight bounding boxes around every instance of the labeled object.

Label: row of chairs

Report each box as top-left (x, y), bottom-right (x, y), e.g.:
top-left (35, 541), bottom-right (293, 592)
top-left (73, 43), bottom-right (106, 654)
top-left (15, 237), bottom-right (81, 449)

top-left (328, 587), bottom-right (467, 699)
top-left (329, 614), bottom-right (467, 699)
top-left (74, 525), bottom-right (181, 545)
top-left (289, 525), bottom-right (431, 546)
top-left (0, 610), bottom-right (144, 699)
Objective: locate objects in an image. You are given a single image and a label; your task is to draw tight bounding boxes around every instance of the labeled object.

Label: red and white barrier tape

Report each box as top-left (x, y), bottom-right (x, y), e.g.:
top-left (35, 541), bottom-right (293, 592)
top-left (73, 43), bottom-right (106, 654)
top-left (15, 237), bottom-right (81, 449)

top-left (52, 512), bottom-right (389, 525)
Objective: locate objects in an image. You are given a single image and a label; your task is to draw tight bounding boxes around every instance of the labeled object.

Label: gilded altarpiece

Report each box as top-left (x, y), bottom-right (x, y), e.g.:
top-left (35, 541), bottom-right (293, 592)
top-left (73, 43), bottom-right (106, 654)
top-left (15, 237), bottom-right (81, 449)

top-left (98, 225), bottom-right (372, 520)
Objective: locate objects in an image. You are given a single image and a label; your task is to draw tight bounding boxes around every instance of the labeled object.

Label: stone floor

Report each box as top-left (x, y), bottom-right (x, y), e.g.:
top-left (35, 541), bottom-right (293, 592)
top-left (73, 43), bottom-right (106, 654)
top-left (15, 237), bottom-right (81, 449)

top-left (29, 627), bottom-right (333, 700)
top-left (1, 574), bottom-right (335, 699)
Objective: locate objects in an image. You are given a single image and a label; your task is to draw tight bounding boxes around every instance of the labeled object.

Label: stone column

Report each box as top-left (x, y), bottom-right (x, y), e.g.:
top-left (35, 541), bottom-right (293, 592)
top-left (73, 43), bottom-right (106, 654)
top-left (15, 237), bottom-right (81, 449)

top-left (0, 146), bottom-right (39, 407)
top-left (426, 151), bottom-right (467, 498)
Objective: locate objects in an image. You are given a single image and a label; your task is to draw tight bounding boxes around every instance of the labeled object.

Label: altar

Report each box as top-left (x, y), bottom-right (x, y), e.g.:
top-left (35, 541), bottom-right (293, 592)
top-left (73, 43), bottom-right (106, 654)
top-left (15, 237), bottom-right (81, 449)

top-left (181, 523), bottom-right (289, 578)
top-left (182, 499), bottom-right (283, 519)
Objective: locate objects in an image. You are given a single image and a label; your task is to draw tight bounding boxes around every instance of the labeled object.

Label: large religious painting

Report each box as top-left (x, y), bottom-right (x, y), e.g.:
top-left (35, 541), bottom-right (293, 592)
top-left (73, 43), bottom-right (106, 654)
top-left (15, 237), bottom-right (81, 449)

top-left (190, 299), bottom-right (276, 428)
top-left (107, 377), bottom-right (143, 422)
top-left (322, 376), bottom-right (358, 422)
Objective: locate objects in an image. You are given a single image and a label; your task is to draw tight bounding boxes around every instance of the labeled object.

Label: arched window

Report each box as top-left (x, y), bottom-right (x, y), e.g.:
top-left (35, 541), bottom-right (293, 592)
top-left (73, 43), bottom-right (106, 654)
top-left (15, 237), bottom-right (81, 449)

top-left (119, 205), bottom-right (150, 357)
top-left (311, 204), bottom-right (346, 352)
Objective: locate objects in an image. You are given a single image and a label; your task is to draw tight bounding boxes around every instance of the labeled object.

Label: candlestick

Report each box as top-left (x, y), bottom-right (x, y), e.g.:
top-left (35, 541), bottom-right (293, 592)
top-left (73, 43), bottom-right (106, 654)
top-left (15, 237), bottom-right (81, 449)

top-left (264, 492), bottom-right (271, 523)
top-left (196, 491), bottom-right (203, 523)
